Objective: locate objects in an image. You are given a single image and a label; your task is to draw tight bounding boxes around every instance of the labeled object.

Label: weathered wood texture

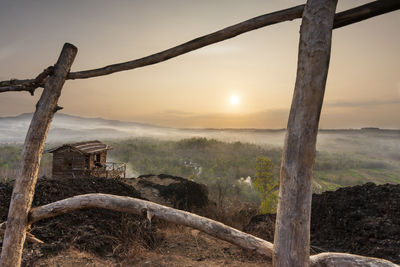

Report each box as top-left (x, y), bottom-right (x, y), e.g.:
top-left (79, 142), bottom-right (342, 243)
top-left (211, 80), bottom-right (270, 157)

top-left (24, 194), bottom-right (398, 266)
top-left (0, 43), bottom-right (77, 267)
top-left (1, 0), bottom-right (398, 94)
top-left (0, 222), bottom-right (43, 244)
top-left (29, 193), bottom-right (274, 258)
top-left (273, 1), bottom-right (337, 267)
top-left (0, 66), bottom-right (53, 94)
top-left (310, 253), bottom-right (398, 267)
top-left (66, 5), bottom-right (304, 80)
top-left (333, 0), bottom-right (400, 29)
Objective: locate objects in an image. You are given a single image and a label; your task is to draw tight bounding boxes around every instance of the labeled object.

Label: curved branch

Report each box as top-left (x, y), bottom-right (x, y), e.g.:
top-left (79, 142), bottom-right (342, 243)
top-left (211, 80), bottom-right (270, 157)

top-left (28, 194), bottom-right (398, 266)
top-left (29, 193), bottom-right (274, 257)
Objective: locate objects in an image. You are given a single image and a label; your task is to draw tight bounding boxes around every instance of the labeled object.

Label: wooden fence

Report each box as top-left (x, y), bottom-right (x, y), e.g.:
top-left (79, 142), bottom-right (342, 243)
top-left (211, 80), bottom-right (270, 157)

top-left (0, 1), bottom-right (399, 266)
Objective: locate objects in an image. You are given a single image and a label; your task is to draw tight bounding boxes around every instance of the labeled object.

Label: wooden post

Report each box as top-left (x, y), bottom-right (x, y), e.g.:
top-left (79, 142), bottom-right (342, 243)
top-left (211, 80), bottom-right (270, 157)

top-left (273, 1), bottom-right (337, 267)
top-left (0, 43), bottom-right (77, 267)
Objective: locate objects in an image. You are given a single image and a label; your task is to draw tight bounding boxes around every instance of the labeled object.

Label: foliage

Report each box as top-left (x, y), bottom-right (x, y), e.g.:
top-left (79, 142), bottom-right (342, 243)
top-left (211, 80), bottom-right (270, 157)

top-left (253, 156), bottom-right (279, 214)
top-left (107, 138), bottom-right (280, 204)
top-left (1, 137), bottom-right (398, 203)
top-left (0, 144), bottom-right (52, 182)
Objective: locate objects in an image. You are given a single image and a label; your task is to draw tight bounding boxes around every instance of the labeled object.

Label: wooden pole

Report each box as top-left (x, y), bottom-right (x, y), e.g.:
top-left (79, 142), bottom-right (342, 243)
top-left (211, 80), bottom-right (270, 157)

top-left (0, 43), bottom-right (77, 267)
top-left (273, 0), bottom-right (337, 267)
top-left (0, 0), bottom-right (398, 93)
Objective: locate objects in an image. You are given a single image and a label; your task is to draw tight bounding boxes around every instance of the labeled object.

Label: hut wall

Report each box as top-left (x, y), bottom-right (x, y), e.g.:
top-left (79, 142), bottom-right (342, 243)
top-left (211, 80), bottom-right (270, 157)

top-left (100, 151), bottom-right (107, 165)
top-left (52, 149), bottom-right (86, 178)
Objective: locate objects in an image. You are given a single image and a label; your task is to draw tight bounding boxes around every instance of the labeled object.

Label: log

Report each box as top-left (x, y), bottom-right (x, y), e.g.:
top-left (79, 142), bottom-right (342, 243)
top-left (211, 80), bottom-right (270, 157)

top-left (0, 43), bottom-right (77, 267)
top-left (28, 193), bottom-right (274, 258)
top-left (27, 194), bottom-right (399, 266)
top-left (1, 0), bottom-right (398, 93)
top-left (310, 253), bottom-right (398, 267)
top-left (273, 0), bottom-right (337, 267)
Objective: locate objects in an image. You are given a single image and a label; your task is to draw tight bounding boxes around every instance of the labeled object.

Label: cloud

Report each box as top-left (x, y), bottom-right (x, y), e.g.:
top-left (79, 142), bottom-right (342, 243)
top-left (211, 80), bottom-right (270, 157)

top-left (133, 108), bottom-right (290, 129)
top-left (326, 99), bottom-right (400, 108)
top-left (0, 45), bottom-right (19, 62)
top-left (161, 110), bottom-right (195, 116)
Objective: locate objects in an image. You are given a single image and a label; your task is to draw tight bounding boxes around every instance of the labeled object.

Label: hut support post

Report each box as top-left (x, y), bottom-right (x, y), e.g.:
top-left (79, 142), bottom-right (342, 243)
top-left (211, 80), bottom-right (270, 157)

top-left (273, 1), bottom-right (337, 267)
top-left (0, 43), bottom-right (77, 267)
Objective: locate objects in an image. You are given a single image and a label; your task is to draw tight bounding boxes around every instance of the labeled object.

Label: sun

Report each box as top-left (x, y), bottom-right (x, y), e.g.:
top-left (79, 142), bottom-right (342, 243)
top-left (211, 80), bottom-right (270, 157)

top-left (230, 95), bottom-right (240, 105)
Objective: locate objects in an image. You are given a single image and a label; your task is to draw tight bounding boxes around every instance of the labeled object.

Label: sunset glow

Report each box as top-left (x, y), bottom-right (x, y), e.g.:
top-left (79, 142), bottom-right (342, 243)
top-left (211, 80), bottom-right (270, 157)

top-left (230, 95), bottom-right (240, 105)
top-left (0, 1), bottom-right (399, 129)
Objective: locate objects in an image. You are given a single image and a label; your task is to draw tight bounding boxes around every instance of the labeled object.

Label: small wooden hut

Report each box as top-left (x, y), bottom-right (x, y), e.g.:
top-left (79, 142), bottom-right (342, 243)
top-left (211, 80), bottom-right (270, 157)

top-left (47, 140), bottom-right (126, 179)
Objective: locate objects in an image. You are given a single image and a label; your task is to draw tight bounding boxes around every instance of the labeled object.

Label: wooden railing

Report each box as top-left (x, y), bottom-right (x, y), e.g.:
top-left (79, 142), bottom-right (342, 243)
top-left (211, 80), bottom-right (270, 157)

top-left (105, 162), bottom-right (126, 178)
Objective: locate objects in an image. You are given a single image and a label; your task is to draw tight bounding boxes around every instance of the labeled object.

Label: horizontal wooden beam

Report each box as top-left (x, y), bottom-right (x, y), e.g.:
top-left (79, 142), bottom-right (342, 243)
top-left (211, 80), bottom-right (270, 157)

top-left (333, 0), bottom-right (400, 29)
top-left (0, 0), bottom-right (399, 92)
top-left (66, 0), bottom-right (400, 80)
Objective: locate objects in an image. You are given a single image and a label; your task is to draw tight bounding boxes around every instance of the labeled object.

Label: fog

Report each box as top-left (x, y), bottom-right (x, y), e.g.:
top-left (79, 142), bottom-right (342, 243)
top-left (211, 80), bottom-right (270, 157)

top-left (1, 113), bottom-right (399, 167)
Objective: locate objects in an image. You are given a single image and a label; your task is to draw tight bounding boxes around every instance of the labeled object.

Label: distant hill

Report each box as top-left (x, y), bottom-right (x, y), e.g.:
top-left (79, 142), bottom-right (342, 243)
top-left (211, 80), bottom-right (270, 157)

top-left (0, 113), bottom-right (399, 149)
top-left (0, 113), bottom-right (176, 143)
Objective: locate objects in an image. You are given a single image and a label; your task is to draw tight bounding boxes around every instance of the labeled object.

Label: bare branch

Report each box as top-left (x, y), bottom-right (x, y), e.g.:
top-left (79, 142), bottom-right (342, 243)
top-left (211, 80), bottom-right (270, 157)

top-left (333, 0), bottom-right (400, 29)
top-left (0, 66), bottom-right (53, 95)
top-left (0, 222), bottom-right (44, 244)
top-left (0, 0), bottom-right (398, 91)
top-left (67, 5), bottom-right (304, 79)
top-left (29, 193), bottom-right (274, 258)
top-left (27, 194), bottom-right (398, 266)
top-left (310, 252), bottom-right (398, 267)
top-left (67, 0), bottom-right (400, 80)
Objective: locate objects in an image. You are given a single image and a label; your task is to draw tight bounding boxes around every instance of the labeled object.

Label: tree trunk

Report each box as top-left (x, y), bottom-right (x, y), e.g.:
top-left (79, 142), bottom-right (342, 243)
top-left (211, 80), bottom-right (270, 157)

top-left (273, 1), bottom-right (337, 267)
top-left (0, 43), bottom-right (77, 267)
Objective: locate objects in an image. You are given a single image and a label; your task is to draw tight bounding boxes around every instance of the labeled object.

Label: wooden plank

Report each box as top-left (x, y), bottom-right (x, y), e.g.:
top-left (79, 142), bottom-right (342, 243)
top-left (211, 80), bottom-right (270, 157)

top-left (272, 0), bottom-right (337, 266)
top-left (0, 43), bottom-right (77, 267)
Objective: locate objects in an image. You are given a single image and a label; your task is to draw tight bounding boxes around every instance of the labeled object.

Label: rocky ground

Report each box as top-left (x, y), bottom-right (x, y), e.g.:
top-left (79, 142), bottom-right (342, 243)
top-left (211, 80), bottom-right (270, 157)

top-left (1, 177), bottom-right (399, 266)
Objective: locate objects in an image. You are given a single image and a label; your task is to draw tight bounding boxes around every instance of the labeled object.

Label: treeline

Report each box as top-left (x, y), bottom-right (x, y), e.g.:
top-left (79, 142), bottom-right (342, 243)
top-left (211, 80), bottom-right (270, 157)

top-left (0, 145), bottom-right (51, 182)
top-left (0, 138), bottom-right (394, 205)
top-left (314, 151), bottom-right (389, 170)
top-left (108, 138), bottom-right (282, 204)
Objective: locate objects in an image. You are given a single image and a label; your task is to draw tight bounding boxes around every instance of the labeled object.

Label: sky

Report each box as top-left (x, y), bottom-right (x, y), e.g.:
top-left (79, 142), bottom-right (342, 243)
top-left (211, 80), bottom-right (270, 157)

top-left (0, 0), bottom-right (399, 129)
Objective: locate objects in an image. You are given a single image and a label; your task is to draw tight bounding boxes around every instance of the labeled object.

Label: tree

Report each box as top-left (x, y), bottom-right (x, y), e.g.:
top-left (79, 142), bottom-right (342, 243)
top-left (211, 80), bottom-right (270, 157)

top-left (253, 156), bottom-right (279, 213)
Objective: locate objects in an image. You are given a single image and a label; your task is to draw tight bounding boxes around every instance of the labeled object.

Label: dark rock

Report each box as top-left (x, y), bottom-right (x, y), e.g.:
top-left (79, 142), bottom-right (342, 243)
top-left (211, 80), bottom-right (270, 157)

top-left (130, 174), bottom-right (209, 212)
top-left (244, 183), bottom-right (400, 264)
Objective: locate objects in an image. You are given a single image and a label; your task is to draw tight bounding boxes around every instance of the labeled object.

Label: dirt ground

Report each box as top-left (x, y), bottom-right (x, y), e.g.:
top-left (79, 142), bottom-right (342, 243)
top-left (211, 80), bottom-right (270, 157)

top-left (1, 177), bottom-right (399, 266)
top-left (31, 224), bottom-right (271, 267)
top-left (0, 176), bottom-right (269, 266)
